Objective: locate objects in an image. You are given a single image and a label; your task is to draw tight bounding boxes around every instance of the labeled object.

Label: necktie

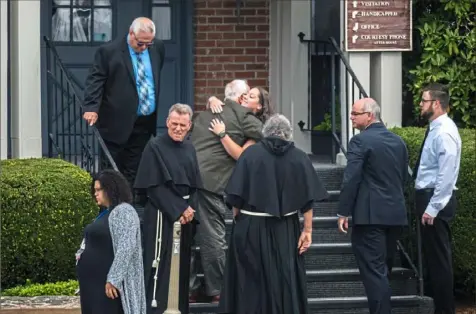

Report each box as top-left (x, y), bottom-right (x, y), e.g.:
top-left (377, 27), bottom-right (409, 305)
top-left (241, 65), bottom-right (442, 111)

top-left (136, 54), bottom-right (149, 115)
top-left (412, 126), bottom-right (430, 180)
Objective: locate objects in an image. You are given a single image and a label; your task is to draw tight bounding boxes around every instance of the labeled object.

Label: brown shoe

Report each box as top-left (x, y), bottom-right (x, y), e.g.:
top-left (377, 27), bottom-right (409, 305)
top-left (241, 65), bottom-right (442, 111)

top-left (211, 295), bottom-right (220, 303)
top-left (189, 293), bottom-right (198, 303)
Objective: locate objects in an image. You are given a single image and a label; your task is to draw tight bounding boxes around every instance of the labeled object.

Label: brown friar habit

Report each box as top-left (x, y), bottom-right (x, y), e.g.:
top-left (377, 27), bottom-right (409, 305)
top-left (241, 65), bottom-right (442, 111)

top-left (134, 132), bottom-right (202, 314)
top-left (219, 136), bottom-right (329, 314)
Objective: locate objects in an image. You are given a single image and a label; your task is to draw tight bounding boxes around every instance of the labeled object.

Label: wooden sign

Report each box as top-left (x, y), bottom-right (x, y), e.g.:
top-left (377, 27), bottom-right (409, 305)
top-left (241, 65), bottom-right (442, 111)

top-left (344, 0), bottom-right (412, 51)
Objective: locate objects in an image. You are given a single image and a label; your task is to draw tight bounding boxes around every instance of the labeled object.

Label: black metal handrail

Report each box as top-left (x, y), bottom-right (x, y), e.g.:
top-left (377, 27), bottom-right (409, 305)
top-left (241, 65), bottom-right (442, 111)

top-left (297, 33), bottom-right (368, 162)
top-left (297, 33), bottom-right (424, 296)
top-left (43, 36), bottom-right (118, 173)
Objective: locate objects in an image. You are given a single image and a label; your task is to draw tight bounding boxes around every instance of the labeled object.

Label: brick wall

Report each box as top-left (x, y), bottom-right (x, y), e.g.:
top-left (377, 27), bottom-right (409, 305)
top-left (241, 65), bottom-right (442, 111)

top-left (193, 0), bottom-right (270, 110)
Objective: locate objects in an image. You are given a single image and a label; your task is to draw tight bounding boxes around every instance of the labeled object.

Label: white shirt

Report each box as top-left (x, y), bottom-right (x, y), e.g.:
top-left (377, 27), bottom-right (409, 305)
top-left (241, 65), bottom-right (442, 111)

top-left (415, 114), bottom-right (461, 217)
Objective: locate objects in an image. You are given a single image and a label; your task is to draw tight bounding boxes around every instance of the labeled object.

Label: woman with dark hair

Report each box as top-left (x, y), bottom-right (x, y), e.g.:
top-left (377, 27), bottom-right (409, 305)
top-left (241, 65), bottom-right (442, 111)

top-left (76, 169), bottom-right (146, 314)
top-left (207, 86), bottom-right (274, 160)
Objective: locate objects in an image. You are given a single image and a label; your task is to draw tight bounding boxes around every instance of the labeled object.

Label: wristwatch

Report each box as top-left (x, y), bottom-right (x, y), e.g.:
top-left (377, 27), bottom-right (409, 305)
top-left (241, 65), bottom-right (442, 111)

top-left (218, 131), bottom-right (226, 139)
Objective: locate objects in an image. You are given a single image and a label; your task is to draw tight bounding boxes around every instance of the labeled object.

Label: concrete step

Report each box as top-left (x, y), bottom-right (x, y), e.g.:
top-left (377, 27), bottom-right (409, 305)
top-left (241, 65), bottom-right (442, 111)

top-left (312, 163), bottom-right (345, 191)
top-left (309, 216), bottom-right (353, 243)
top-left (192, 242), bottom-right (402, 271)
top-left (193, 267), bottom-right (416, 299)
top-left (306, 267), bottom-right (417, 298)
top-left (189, 295), bottom-right (434, 313)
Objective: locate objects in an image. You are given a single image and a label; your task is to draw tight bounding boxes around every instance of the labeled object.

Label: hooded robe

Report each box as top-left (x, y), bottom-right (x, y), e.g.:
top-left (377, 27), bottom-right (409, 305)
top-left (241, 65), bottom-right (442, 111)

top-left (134, 132), bottom-right (203, 314)
top-left (218, 136), bottom-right (329, 314)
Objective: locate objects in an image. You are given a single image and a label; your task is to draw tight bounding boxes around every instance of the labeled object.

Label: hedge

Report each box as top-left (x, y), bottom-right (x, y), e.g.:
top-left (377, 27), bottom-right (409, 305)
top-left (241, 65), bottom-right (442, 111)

top-left (1, 158), bottom-right (97, 289)
top-left (391, 127), bottom-right (476, 287)
top-left (1, 279), bottom-right (78, 297)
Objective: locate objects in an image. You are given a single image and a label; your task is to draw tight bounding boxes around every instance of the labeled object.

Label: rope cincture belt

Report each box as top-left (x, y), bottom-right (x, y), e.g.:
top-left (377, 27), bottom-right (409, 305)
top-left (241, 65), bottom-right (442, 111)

top-left (151, 195), bottom-right (190, 308)
top-left (239, 210), bottom-right (298, 217)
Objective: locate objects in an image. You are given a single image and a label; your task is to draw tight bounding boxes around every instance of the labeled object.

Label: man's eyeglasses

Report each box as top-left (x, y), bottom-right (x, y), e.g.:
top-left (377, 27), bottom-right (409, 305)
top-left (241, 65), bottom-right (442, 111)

top-left (351, 111), bottom-right (370, 116)
top-left (133, 33), bottom-right (154, 47)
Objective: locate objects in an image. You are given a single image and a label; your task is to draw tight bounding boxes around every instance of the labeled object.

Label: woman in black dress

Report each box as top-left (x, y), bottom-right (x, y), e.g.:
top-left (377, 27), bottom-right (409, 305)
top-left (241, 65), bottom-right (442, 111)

top-left (76, 169), bottom-right (146, 314)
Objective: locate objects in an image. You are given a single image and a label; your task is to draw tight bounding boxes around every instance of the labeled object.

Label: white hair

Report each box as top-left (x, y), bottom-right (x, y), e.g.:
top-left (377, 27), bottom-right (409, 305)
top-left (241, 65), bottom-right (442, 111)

top-left (224, 79), bottom-right (249, 102)
top-left (130, 18), bottom-right (156, 36)
top-left (262, 114), bottom-right (293, 141)
top-left (362, 98), bottom-right (381, 121)
top-left (168, 103), bottom-right (193, 118)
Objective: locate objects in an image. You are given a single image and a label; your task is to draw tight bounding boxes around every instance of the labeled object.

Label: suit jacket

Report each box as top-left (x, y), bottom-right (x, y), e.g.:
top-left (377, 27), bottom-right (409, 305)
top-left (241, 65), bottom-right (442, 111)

top-left (190, 99), bottom-right (263, 195)
top-left (82, 36), bottom-right (165, 145)
top-left (338, 123), bottom-right (409, 226)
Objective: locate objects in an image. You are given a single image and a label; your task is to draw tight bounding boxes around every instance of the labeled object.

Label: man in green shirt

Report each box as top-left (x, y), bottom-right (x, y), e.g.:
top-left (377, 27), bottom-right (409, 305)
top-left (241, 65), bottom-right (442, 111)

top-left (189, 79), bottom-right (263, 302)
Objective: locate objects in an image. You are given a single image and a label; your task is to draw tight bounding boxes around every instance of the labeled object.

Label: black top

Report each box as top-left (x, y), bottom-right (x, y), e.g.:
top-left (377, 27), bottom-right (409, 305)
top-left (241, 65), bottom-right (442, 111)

top-left (134, 132), bottom-right (203, 191)
top-left (337, 122), bottom-right (409, 226)
top-left (225, 136), bottom-right (329, 216)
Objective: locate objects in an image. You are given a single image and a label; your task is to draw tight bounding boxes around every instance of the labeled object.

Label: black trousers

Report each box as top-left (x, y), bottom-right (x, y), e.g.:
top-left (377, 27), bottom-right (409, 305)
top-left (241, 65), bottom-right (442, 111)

top-left (416, 189), bottom-right (456, 314)
top-left (189, 189), bottom-right (227, 297)
top-left (100, 116), bottom-right (153, 190)
top-left (351, 225), bottom-right (402, 314)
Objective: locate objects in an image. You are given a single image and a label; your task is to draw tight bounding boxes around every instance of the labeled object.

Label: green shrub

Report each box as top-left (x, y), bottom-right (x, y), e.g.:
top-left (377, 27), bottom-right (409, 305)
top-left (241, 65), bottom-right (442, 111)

top-left (391, 127), bottom-right (476, 288)
top-left (1, 279), bottom-right (78, 297)
top-left (406, 0), bottom-right (476, 127)
top-left (1, 158), bottom-right (97, 289)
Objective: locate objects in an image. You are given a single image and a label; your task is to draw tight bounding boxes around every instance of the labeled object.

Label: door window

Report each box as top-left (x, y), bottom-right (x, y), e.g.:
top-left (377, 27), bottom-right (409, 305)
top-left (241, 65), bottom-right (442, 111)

top-left (51, 0), bottom-right (114, 43)
top-left (151, 0), bottom-right (171, 40)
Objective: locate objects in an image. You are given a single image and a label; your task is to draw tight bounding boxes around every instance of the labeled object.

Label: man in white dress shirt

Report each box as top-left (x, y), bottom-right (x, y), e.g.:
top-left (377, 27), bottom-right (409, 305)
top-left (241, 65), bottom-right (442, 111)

top-left (414, 83), bottom-right (461, 314)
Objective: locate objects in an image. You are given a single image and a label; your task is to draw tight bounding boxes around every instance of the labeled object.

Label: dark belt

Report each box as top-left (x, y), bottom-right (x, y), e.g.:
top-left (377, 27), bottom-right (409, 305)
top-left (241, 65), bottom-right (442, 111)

top-left (415, 188), bottom-right (435, 194)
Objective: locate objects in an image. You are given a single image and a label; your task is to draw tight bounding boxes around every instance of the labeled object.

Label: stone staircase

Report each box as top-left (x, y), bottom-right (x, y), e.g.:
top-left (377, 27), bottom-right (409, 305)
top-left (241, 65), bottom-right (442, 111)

top-left (189, 161), bottom-right (435, 313)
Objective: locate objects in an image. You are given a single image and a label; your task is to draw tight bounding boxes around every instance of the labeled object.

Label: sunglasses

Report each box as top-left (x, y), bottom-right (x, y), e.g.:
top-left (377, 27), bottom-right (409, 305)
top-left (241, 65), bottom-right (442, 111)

top-left (133, 33), bottom-right (154, 47)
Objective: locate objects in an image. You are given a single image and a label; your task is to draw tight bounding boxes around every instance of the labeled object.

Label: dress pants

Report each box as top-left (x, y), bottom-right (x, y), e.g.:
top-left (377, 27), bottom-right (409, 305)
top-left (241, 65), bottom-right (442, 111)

top-left (100, 116), bottom-right (152, 190)
top-left (351, 225), bottom-right (402, 314)
top-left (416, 189), bottom-right (456, 314)
top-left (189, 189), bottom-right (227, 297)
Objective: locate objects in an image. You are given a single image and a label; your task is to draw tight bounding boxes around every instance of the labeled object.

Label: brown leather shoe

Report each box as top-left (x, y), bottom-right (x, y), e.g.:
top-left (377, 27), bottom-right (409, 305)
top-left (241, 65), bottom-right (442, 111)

top-left (189, 293), bottom-right (198, 303)
top-left (211, 295), bottom-right (220, 303)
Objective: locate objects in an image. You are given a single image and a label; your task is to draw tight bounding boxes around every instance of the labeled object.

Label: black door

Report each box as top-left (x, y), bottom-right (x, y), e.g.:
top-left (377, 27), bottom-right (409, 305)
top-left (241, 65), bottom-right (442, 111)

top-left (41, 0), bottom-right (193, 155)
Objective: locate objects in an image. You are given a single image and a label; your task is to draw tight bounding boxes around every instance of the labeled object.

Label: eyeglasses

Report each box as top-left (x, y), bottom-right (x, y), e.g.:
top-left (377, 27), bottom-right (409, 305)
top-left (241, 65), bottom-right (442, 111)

top-left (351, 111), bottom-right (370, 116)
top-left (133, 33), bottom-right (154, 47)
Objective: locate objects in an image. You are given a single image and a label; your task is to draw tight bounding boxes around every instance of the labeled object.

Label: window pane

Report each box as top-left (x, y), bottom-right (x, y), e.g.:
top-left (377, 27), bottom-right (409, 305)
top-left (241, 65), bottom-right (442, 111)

top-left (74, 8), bottom-right (91, 41)
top-left (75, 0), bottom-right (91, 7)
top-left (93, 8), bottom-right (112, 42)
top-left (52, 8), bottom-right (72, 41)
top-left (51, 0), bottom-right (112, 42)
top-left (93, 0), bottom-right (112, 6)
top-left (152, 6), bottom-right (171, 40)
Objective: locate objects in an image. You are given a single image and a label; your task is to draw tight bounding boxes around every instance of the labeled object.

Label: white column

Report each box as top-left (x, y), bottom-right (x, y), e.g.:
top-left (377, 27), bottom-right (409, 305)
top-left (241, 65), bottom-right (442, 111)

top-left (0, 1), bottom-right (8, 159)
top-left (370, 52), bottom-right (403, 127)
top-left (336, 1), bottom-right (371, 165)
top-left (269, 0), bottom-right (312, 153)
top-left (336, 52), bottom-right (370, 165)
top-left (10, 1), bottom-right (42, 158)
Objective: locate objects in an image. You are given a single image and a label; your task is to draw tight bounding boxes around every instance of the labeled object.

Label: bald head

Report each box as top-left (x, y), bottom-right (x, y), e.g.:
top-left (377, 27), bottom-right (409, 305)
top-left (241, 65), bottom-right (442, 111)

top-left (351, 98), bottom-right (381, 130)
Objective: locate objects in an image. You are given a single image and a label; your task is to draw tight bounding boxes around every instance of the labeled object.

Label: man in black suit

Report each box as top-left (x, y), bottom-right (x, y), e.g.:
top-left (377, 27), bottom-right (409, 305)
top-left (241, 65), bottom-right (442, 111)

top-left (337, 98), bottom-right (409, 314)
top-left (82, 17), bottom-right (165, 189)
